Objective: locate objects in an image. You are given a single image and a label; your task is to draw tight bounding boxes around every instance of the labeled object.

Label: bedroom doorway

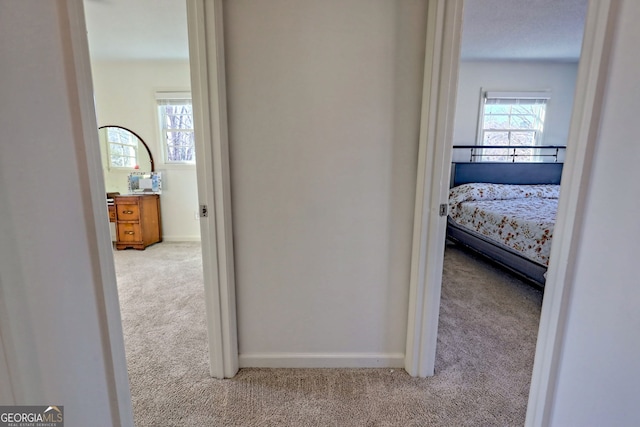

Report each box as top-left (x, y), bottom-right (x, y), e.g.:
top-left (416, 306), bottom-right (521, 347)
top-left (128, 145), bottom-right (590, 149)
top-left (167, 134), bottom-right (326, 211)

top-left (83, 0), bottom-right (223, 381)
top-left (441, 0), bottom-right (586, 342)
top-left (405, 0), bottom-right (587, 375)
top-left (406, 0), bottom-right (615, 422)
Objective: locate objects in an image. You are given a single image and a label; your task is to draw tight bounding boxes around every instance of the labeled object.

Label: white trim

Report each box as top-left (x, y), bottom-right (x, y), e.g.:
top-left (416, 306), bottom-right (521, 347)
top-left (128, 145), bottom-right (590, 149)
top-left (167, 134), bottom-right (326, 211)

top-left (525, 1), bottom-right (618, 425)
top-left (186, 0), bottom-right (239, 379)
top-left (484, 91), bottom-right (551, 100)
top-left (155, 91), bottom-right (192, 100)
top-left (64, 0), bottom-right (134, 424)
top-left (239, 353), bottom-right (405, 369)
top-left (405, 0), bottom-right (463, 377)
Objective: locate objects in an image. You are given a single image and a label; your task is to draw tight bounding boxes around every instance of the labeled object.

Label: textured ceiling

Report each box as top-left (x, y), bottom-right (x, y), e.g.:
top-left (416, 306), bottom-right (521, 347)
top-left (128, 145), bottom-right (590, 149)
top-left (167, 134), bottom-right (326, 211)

top-left (461, 0), bottom-right (588, 61)
top-left (84, 0), bottom-right (189, 61)
top-left (83, 0), bottom-right (587, 62)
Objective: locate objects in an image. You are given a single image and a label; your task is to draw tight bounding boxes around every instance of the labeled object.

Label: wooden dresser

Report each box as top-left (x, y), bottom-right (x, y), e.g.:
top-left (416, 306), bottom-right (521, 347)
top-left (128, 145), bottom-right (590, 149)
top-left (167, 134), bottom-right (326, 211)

top-left (113, 194), bottom-right (162, 250)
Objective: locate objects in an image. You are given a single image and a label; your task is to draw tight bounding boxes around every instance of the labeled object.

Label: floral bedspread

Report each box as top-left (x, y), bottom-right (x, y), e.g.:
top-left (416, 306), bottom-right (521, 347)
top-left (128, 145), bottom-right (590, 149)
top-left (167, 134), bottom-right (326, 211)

top-left (448, 183), bottom-right (560, 266)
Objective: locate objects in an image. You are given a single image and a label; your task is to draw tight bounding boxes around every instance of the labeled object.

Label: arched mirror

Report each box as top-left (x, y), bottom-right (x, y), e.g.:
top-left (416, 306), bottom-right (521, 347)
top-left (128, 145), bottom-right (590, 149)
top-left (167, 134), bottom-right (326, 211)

top-left (98, 125), bottom-right (154, 194)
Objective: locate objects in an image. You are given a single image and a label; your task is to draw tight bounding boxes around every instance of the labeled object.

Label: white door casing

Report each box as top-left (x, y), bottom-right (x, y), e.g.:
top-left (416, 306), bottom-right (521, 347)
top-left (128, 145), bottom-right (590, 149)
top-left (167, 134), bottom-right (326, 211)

top-left (525, 1), bottom-right (618, 425)
top-left (404, 0), bottom-right (464, 378)
top-left (186, 0), bottom-right (239, 379)
top-left (64, 2), bottom-right (135, 421)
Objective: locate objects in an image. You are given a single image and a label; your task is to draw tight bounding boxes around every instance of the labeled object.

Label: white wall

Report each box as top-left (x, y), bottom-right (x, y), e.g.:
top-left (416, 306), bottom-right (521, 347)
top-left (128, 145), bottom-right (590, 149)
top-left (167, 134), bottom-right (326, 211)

top-left (91, 61), bottom-right (201, 241)
top-left (3, 1), bottom-right (640, 423)
top-left (453, 61), bottom-right (578, 147)
top-left (549, 1), bottom-right (640, 424)
top-left (0, 1), bottom-right (132, 424)
top-left (223, 0), bottom-right (427, 366)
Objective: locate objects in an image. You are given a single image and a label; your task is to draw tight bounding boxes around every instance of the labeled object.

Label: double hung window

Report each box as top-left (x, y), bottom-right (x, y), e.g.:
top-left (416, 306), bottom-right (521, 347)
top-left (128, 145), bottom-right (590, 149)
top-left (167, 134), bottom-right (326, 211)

top-left (156, 92), bottom-right (195, 164)
top-left (477, 91), bottom-right (549, 161)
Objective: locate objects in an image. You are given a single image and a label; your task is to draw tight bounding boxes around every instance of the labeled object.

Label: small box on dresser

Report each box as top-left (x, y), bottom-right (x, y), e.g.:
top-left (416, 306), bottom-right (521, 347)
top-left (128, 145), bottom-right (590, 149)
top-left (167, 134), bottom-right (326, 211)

top-left (114, 194), bottom-right (162, 250)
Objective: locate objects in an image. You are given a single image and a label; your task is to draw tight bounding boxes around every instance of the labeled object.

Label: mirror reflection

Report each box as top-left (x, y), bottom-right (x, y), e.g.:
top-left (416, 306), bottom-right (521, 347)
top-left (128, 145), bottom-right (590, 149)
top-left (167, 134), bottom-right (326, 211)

top-left (98, 126), bottom-right (154, 194)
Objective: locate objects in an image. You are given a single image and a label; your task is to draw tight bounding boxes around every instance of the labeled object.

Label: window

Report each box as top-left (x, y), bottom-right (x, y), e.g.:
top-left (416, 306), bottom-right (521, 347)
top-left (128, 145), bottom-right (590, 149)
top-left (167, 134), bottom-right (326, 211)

top-left (477, 91), bottom-right (549, 161)
top-left (106, 126), bottom-right (138, 168)
top-left (156, 92), bottom-right (195, 164)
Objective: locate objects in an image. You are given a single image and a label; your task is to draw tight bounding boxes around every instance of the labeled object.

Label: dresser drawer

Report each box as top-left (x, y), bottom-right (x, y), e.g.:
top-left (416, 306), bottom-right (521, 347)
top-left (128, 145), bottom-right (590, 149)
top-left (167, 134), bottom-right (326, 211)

top-left (108, 205), bottom-right (116, 222)
top-left (117, 223), bottom-right (141, 243)
top-left (116, 204), bottom-right (140, 221)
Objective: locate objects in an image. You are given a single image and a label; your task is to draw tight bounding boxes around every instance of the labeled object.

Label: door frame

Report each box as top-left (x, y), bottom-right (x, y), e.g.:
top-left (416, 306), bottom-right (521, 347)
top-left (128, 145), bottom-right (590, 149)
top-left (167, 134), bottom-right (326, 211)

top-left (61, 0), bottom-right (135, 423)
top-left (406, 1), bottom-right (618, 427)
top-left (404, 0), bottom-right (464, 378)
top-left (524, 1), bottom-right (618, 424)
top-left (186, 0), bottom-right (239, 379)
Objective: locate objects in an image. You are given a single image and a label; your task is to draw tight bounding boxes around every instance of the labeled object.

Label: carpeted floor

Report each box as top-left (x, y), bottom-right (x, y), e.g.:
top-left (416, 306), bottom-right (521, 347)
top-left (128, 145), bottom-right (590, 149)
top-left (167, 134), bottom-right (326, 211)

top-left (113, 241), bottom-right (542, 426)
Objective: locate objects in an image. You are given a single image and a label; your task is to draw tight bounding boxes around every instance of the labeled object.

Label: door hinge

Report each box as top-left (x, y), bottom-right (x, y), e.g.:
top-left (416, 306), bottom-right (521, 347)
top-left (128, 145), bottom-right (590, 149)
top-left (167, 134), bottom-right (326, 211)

top-left (200, 204), bottom-right (208, 218)
top-left (439, 203), bottom-right (448, 217)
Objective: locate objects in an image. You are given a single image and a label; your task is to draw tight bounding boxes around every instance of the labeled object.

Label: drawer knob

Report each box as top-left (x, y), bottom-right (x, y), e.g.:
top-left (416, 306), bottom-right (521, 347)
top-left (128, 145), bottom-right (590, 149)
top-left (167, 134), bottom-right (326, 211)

top-left (123, 210), bottom-right (134, 214)
top-left (125, 231), bottom-right (135, 235)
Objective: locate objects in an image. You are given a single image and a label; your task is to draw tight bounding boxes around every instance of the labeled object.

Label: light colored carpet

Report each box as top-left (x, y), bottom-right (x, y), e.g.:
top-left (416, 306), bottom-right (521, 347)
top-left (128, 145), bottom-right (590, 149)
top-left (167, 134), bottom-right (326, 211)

top-left (113, 241), bottom-right (542, 426)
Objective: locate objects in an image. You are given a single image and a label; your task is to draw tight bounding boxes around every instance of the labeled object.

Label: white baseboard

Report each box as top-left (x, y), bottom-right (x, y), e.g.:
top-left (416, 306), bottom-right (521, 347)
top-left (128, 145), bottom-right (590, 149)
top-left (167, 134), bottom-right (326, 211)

top-left (239, 352), bottom-right (405, 369)
top-left (161, 236), bottom-right (202, 242)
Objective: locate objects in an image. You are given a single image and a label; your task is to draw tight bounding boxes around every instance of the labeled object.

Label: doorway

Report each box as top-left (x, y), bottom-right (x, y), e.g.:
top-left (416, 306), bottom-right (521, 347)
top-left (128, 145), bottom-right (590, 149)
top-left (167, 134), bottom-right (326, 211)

top-left (406, 0), bottom-right (617, 424)
top-left (440, 0), bottom-right (587, 402)
top-left (82, 0), bottom-right (220, 409)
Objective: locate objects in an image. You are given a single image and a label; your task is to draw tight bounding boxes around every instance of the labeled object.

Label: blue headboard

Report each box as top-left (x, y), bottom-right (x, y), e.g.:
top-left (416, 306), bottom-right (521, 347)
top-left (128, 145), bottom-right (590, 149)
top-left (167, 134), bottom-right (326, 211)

top-left (450, 162), bottom-right (564, 187)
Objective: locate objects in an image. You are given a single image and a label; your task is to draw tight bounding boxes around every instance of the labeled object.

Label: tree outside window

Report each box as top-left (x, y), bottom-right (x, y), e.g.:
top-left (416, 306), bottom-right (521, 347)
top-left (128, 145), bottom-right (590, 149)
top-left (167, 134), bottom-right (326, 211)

top-left (478, 91), bottom-right (549, 162)
top-left (157, 93), bottom-right (195, 164)
top-left (106, 126), bottom-right (138, 168)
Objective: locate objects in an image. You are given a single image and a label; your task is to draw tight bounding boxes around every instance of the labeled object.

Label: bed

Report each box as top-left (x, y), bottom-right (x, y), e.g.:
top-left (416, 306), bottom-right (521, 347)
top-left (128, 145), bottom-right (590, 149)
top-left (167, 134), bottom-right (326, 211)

top-left (446, 159), bottom-right (564, 287)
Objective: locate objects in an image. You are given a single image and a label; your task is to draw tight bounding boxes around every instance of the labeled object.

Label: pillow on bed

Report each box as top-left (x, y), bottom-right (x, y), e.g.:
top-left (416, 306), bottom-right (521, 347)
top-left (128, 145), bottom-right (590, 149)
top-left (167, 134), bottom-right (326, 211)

top-left (448, 183), bottom-right (560, 216)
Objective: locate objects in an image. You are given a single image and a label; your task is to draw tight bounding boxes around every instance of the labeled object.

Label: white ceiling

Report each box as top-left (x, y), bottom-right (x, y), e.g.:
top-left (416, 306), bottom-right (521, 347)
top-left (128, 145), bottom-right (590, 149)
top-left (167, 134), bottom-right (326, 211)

top-left (83, 0), bottom-right (587, 62)
top-left (461, 0), bottom-right (588, 61)
top-left (84, 0), bottom-right (189, 61)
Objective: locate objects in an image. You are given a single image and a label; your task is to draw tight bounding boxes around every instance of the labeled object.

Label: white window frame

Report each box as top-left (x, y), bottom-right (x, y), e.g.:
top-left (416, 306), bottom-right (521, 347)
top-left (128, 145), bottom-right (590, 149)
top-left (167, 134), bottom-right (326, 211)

top-left (104, 126), bottom-right (138, 170)
top-left (156, 91), bottom-right (195, 165)
top-left (476, 90), bottom-right (550, 162)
